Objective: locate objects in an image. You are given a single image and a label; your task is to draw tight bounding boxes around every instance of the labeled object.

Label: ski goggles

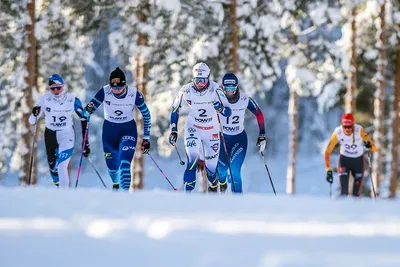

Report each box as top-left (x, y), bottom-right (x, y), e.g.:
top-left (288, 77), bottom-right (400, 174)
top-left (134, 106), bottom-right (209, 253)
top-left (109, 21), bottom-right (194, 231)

top-left (111, 85), bottom-right (125, 95)
top-left (194, 77), bottom-right (208, 88)
top-left (111, 84), bottom-right (125, 90)
top-left (342, 125), bottom-right (353, 129)
top-left (223, 85), bottom-right (238, 92)
top-left (194, 77), bottom-right (208, 84)
top-left (50, 85), bottom-right (63, 91)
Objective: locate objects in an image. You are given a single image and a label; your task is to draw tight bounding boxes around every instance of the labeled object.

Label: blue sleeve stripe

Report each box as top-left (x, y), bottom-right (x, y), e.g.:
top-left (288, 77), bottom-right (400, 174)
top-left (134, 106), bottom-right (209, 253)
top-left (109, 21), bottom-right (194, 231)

top-left (135, 93), bottom-right (151, 137)
top-left (93, 97), bottom-right (102, 105)
top-left (141, 110), bottom-right (150, 116)
top-left (138, 105), bottom-right (149, 112)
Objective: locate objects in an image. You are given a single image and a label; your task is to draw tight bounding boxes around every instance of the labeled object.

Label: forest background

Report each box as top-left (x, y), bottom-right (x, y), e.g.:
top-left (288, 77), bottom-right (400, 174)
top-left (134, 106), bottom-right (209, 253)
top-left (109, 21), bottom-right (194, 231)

top-left (0, 0), bottom-right (399, 198)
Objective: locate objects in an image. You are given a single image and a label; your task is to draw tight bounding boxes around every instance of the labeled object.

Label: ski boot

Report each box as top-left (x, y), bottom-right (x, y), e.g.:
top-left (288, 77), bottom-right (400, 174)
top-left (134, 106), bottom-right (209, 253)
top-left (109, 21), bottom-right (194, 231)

top-left (219, 180), bottom-right (227, 193)
top-left (208, 180), bottom-right (219, 193)
top-left (112, 183), bottom-right (120, 191)
top-left (207, 172), bottom-right (219, 193)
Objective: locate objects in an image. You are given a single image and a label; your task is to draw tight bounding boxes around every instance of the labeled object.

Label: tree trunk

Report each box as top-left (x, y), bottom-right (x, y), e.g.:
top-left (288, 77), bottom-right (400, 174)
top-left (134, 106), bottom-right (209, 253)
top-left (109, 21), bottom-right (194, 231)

top-left (372, 0), bottom-right (387, 197)
top-left (131, 1), bottom-right (150, 191)
top-left (21, 0), bottom-right (37, 185)
top-left (389, 25), bottom-right (400, 198)
top-left (229, 0), bottom-right (239, 74)
top-left (286, 26), bottom-right (300, 195)
top-left (287, 85), bottom-right (298, 194)
top-left (345, 6), bottom-right (357, 113)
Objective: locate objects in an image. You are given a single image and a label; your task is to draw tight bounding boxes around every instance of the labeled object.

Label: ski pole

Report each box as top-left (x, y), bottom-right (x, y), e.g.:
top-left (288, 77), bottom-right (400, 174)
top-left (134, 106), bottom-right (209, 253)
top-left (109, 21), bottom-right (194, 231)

top-left (215, 111), bottom-right (236, 193)
top-left (88, 156), bottom-right (107, 188)
top-left (329, 183), bottom-right (332, 199)
top-left (75, 116), bottom-right (90, 189)
top-left (147, 152), bottom-right (178, 191)
top-left (28, 116), bottom-right (38, 185)
top-left (260, 151), bottom-right (277, 195)
top-left (174, 144), bottom-right (185, 165)
top-left (366, 152), bottom-right (377, 198)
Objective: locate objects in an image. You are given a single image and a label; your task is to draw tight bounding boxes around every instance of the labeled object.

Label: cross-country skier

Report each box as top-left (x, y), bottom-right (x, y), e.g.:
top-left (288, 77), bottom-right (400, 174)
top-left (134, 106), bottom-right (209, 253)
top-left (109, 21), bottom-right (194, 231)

top-left (217, 73), bottom-right (266, 193)
top-left (169, 62), bottom-right (232, 192)
top-left (324, 113), bottom-right (377, 197)
top-left (29, 73), bottom-right (90, 188)
top-left (85, 67), bottom-right (151, 191)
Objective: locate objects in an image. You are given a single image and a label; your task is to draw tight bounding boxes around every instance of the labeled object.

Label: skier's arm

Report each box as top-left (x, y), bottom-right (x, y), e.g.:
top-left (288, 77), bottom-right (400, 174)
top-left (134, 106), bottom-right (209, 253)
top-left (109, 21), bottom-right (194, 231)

top-left (74, 97), bottom-right (89, 120)
top-left (135, 91), bottom-right (151, 139)
top-left (171, 90), bottom-right (183, 132)
top-left (85, 87), bottom-right (105, 114)
top-left (247, 97), bottom-right (266, 135)
top-left (360, 127), bottom-right (377, 152)
top-left (29, 96), bottom-right (45, 124)
top-left (74, 97), bottom-right (90, 139)
top-left (324, 132), bottom-right (338, 171)
top-left (214, 89), bottom-right (232, 117)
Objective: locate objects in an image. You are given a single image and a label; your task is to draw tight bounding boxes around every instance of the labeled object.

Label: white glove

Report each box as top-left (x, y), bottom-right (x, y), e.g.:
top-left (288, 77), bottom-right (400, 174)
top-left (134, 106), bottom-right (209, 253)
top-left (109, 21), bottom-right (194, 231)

top-left (256, 135), bottom-right (267, 153)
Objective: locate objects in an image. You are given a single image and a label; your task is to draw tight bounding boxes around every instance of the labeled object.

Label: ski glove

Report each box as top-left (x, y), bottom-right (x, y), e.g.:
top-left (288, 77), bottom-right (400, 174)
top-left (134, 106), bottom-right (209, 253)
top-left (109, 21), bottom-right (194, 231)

top-left (169, 131), bottom-right (178, 145)
top-left (364, 141), bottom-right (372, 150)
top-left (256, 135), bottom-right (267, 153)
top-left (141, 139), bottom-right (150, 154)
top-left (326, 170), bottom-right (333, 184)
top-left (213, 101), bottom-right (224, 113)
top-left (32, 106), bottom-right (41, 117)
top-left (85, 102), bottom-right (95, 115)
top-left (83, 142), bottom-right (91, 157)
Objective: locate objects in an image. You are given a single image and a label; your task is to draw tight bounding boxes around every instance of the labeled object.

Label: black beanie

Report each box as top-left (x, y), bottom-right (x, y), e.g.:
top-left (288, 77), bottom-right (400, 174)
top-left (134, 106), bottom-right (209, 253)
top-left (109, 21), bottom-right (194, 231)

top-left (109, 67), bottom-right (126, 87)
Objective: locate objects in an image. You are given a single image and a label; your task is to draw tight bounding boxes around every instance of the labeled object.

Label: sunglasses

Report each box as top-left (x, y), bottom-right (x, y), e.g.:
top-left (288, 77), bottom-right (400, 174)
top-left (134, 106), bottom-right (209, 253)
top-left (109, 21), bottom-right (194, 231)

top-left (223, 86), bottom-right (238, 92)
top-left (343, 125), bottom-right (353, 129)
top-left (50, 86), bottom-right (63, 91)
top-left (194, 77), bottom-right (208, 84)
top-left (111, 85), bottom-right (125, 90)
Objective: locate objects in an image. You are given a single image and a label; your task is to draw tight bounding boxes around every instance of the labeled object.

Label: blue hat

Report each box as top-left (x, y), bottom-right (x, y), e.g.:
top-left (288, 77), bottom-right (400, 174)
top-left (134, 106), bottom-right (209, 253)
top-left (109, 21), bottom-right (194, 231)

top-left (222, 73), bottom-right (238, 88)
top-left (48, 73), bottom-right (64, 87)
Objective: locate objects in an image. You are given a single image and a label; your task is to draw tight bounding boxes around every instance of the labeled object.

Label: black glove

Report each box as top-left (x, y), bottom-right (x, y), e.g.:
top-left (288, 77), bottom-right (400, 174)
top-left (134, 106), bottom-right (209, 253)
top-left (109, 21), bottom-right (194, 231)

top-left (169, 131), bottom-right (178, 145)
top-left (326, 170), bottom-right (333, 184)
top-left (83, 142), bottom-right (91, 157)
top-left (256, 135), bottom-right (267, 152)
top-left (141, 139), bottom-right (150, 154)
top-left (32, 106), bottom-right (41, 117)
top-left (85, 102), bottom-right (95, 115)
top-left (364, 141), bottom-right (372, 150)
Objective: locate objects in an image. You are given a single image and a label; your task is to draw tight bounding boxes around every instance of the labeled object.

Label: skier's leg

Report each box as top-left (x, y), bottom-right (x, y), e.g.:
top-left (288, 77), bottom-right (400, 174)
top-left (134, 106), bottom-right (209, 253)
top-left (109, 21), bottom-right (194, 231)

top-left (55, 128), bottom-right (75, 188)
top-left (217, 135), bottom-right (229, 191)
top-left (229, 131), bottom-right (248, 193)
top-left (338, 155), bottom-right (350, 196)
top-left (351, 156), bottom-right (365, 197)
top-left (118, 121), bottom-right (137, 190)
top-left (202, 129), bottom-right (220, 192)
top-left (102, 121), bottom-right (121, 189)
top-left (44, 128), bottom-right (59, 187)
top-left (183, 124), bottom-right (202, 192)
top-left (197, 142), bottom-right (208, 193)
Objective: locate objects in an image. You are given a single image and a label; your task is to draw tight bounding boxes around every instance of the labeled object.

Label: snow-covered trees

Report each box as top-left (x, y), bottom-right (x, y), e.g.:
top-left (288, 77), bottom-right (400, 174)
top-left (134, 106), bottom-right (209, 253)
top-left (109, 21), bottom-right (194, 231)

top-left (0, 0), bottom-right (398, 195)
top-left (0, 0), bottom-right (92, 184)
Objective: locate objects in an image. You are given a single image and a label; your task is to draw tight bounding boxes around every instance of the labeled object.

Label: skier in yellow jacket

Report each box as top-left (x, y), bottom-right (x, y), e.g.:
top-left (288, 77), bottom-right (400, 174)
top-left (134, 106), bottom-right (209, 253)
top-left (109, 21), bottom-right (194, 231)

top-left (324, 113), bottom-right (377, 197)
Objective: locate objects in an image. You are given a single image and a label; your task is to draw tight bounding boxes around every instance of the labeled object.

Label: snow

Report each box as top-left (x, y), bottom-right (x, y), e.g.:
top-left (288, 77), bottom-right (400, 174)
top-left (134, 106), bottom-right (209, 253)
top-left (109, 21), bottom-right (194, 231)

top-left (0, 187), bottom-right (399, 267)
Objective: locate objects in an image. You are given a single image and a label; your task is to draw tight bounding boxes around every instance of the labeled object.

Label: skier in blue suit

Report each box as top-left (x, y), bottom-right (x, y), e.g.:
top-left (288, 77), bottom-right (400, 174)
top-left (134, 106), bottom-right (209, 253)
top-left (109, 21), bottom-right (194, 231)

top-left (85, 67), bottom-right (151, 190)
top-left (217, 73), bottom-right (266, 193)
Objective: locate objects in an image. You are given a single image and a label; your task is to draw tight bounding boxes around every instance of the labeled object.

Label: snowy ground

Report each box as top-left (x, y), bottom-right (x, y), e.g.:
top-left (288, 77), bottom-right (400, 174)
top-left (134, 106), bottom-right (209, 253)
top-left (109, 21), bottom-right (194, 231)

top-left (0, 187), bottom-right (399, 267)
